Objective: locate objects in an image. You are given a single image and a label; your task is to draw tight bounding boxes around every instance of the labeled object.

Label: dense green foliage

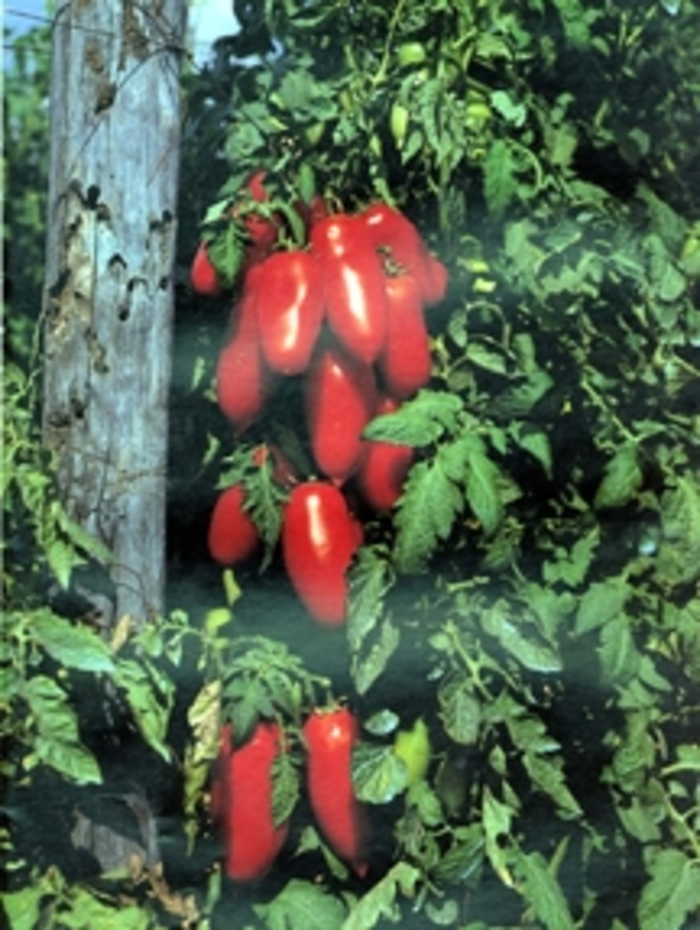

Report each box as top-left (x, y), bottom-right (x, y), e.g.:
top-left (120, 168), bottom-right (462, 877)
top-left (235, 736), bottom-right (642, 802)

top-left (3, 1), bottom-right (700, 928)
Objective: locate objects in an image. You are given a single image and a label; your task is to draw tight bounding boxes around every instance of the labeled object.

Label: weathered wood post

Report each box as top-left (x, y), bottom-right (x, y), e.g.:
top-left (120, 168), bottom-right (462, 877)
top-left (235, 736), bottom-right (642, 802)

top-left (42, 0), bottom-right (188, 630)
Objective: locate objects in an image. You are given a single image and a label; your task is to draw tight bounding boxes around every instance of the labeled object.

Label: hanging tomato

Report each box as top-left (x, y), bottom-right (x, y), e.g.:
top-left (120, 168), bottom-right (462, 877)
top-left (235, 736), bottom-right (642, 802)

top-left (355, 396), bottom-right (414, 512)
top-left (213, 722), bottom-right (289, 883)
top-left (310, 215), bottom-right (388, 364)
top-left (256, 251), bottom-right (325, 375)
top-left (216, 266), bottom-right (273, 434)
top-left (378, 273), bottom-right (432, 400)
top-left (303, 707), bottom-right (369, 877)
top-left (305, 337), bottom-right (377, 484)
top-left (207, 484), bottom-right (260, 566)
top-left (281, 482), bottom-right (363, 626)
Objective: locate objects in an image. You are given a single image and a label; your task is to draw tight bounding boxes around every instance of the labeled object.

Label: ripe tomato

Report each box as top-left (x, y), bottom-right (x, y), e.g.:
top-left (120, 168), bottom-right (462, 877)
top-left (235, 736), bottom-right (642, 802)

top-left (207, 484), bottom-right (260, 566)
top-left (216, 266), bottom-right (273, 434)
top-left (355, 396), bottom-right (414, 512)
top-left (310, 215), bottom-right (387, 364)
top-left (257, 251), bottom-right (325, 375)
top-left (378, 274), bottom-right (432, 400)
top-left (303, 708), bottom-right (369, 877)
top-left (305, 338), bottom-right (377, 484)
top-left (190, 241), bottom-right (223, 297)
top-left (214, 722), bottom-right (289, 882)
top-left (361, 203), bottom-right (434, 302)
top-left (282, 482), bottom-right (362, 626)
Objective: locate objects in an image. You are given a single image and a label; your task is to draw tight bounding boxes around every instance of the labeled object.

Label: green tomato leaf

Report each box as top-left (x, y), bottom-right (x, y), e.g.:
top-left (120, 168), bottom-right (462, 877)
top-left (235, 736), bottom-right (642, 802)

top-left (637, 849), bottom-right (700, 930)
top-left (363, 390), bottom-right (463, 447)
top-left (33, 611), bottom-right (116, 674)
top-left (254, 879), bottom-right (348, 930)
top-left (513, 848), bottom-right (576, 930)
top-left (575, 577), bottom-right (631, 635)
top-left (352, 743), bottom-right (407, 804)
top-left (340, 863), bottom-right (421, 930)
top-left (594, 444), bottom-right (643, 510)
top-left (393, 455), bottom-right (465, 573)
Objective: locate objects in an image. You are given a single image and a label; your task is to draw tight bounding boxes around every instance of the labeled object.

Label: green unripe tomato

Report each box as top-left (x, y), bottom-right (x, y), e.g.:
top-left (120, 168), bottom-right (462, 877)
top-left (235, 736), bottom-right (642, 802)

top-left (393, 717), bottom-right (432, 786)
top-left (390, 102), bottom-right (409, 150)
top-left (397, 41), bottom-right (427, 67)
top-left (305, 121), bottom-right (325, 146)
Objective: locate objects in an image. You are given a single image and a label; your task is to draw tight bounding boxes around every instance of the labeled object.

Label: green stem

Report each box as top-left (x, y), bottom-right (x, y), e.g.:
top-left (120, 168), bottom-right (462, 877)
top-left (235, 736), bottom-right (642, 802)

top-left (371, 0), bottom-right (408, 88)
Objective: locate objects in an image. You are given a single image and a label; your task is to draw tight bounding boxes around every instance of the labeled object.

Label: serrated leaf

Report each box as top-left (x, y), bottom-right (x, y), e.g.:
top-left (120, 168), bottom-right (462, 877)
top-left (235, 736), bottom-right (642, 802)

top-left (393, 457), bottom-right (464, 573)
top-left (347, 546), bottom-right (394, 654)
top-left (523, 754), bottom-right (583, 820)
top-left (351, 617), bottom-right (400, 696)
top-left (272, 749), bottom-right (299, 827)
top-left (353, 744), bottom-right (407, 804)
top-left (513, 849), bottom-right (575, 930)
top-left (34, 735), bottom-right (102, 785)
top-left (439, 679), bottom-right (481, 745)
top-left (482, 787), bottom-right (514, 884)
top-left (594, 444), bottom-right (643, 510)
top-left (511, 425), bottom-right (553, 478)
top-left (113, 660), bottom-right (172, 762)
top-left (254, 879), bottom-right (348, 930)
top-left (465, 449), bottom-right (504, 536)
top-left (575, 577), bottom-right (631, 635)
top-left (484, 140), bottom-right (519, 217)
top-left (638, 849), bottom-right (700, 930)
top-left (340, 862), bottom-right (421, 930)
top-left (33, 611), bottom-right (115, 673)
top-left (483, 607), bottom-right (562, 673)
top-left (600, 615), bottom-right (642, 686)
top-left (363, 390), bottom-right (463, 447)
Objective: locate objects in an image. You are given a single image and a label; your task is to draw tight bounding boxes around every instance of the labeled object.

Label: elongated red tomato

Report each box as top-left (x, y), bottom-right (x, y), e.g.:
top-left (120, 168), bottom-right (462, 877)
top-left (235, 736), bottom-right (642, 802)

top-left (257, 251), bottom-right (324, 375)
top-left (305, 339), bottom-right (377, 484)
top-left (282, 482), bottom-right (362, 625)
top-left (361, 203), bottom-right (434, 302)
top-left (214, 722), bottom-right (289, 882)
top-left (311, 215), bottom-right (387, 364)
top-left (190, 242), bottom-right (223, 297)
top-left (355, 396), bottom-right (414, 512)
top-left (216, 267), bottom-right (273, 434)
top-left (207, 484), bottom-right (260, 566)
top-left (303, 708), bottom-right (369, 877)
top-left (378, 273), bottom-right (432, 400)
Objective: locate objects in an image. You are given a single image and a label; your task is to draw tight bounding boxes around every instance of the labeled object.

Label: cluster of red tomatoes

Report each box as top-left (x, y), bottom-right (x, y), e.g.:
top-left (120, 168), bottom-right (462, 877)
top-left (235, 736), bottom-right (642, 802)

top-left (212, 708), bottom-right (368, 882)
top-left (191, 176), bottom-right (448, 883)
top-left (191, 172), bottom-right (448, 628)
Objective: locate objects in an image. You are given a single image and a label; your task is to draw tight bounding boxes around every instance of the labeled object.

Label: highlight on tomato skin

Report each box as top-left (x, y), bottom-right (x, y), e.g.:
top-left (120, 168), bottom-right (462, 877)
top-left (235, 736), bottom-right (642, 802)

top-left (281, 482), bottom-right (363, 626)
top-left (256, 250), bottom-right (325, 376)
top-left (213, 721), bottom-right (289, 883)
top-left (310, 215), bottom-right (388, 365)
top-left (303, 707), bottom-right (370, 877)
